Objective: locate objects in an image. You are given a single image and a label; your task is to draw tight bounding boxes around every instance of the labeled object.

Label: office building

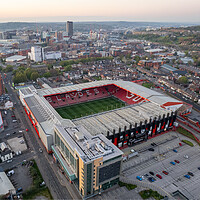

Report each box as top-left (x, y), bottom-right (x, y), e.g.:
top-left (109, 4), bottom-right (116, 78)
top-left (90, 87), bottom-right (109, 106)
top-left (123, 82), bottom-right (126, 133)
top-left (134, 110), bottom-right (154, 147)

top-left (66, 21), bottom-right (73, 37)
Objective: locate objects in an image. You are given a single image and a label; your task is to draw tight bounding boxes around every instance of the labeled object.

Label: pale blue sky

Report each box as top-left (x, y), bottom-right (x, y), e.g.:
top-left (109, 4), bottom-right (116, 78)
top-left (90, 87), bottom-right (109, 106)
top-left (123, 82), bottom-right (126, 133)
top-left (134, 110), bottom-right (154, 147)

top-left (0, 0), bottom-right (200, 22)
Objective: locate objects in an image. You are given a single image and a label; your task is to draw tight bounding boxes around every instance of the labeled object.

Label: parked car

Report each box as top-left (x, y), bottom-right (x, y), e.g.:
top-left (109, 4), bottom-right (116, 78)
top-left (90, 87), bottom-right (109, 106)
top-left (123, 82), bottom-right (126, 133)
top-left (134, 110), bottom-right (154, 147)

top-left (174, 160), bottom-right (180, 163)
top-left (136, 176), bottom-right (142, 181)
top-left (144, 174), bottom-right (149, 177)
top-left (173, 149), bottom-right (178, 153)
top-left (7, 159), bottom-right (12, 163)
top-left (16, 187), bottom-right (23, 193)
top-left (148, 177), bottom-right (156, 182)
top-left (184, 174), bottom-right (190, 179)
top-left (26, 129), bottom-right (28, 132)
top-left (184, 155), bottom-right (189, 159)
top-left (148, 148), bottom-right (154, 152)
top-left (39, 148), bottom-right (43, 153)
top-left (170, 161), bottom-right (176, 165)
top-left (151, 142), bottom-right (156, 146)
top-left (179, 143), bottom-right (182, 146)
top-left (198, 167), bottom-right (200, 170)
top-left (162, 171), bottom-right (169, 175)
top-left (156, 174), bottom-right (162, 179)
top-left (149, 171), bottom-right (154, 176)
top-left (131, 149), bottom-right (135, 153)
top-left (188, 172), bottom-right (194, 176)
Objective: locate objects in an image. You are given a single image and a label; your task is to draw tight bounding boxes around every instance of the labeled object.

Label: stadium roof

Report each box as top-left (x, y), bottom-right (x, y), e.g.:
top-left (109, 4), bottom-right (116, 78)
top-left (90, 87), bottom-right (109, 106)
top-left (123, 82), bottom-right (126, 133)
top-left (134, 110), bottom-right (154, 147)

top-left (73, 102), bottom-right (171, 136)
top-left (37, 80), bottom-right (181, 107)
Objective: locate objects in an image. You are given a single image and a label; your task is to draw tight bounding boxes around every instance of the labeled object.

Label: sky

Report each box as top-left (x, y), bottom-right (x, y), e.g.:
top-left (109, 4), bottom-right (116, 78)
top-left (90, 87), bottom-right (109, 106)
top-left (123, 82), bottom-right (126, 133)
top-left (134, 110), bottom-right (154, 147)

top-left (0, 0), bottom-right (200, 23)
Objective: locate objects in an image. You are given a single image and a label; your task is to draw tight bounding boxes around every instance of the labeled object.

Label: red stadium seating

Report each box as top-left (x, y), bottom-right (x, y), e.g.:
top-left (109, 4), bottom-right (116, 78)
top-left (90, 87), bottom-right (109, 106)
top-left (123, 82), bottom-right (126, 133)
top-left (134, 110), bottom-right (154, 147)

top-left (44, 84), bottom-right (147, 108)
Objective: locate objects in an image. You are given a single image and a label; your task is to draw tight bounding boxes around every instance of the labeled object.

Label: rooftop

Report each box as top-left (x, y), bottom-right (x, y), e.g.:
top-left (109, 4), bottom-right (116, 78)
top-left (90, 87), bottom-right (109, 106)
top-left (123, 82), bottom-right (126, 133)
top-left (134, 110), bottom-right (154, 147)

top-left (0, 167), bottom-right (15, 195)
top-left (161, 64), bottom-right (177, 72)
top-left (55, 125), bottom-right (123, 163)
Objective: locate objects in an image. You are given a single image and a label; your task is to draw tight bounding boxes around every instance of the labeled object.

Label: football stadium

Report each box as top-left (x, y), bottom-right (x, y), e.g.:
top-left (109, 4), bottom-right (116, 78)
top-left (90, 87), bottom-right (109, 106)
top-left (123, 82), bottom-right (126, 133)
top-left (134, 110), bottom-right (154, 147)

top-left (19, 80), bottom-right (183, 198)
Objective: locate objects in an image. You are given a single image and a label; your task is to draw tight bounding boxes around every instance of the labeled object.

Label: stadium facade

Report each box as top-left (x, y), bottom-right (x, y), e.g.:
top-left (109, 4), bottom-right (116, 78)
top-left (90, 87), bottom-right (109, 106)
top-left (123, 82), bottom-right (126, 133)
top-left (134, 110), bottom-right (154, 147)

top-left (19, 80), bottom-right (182, 198)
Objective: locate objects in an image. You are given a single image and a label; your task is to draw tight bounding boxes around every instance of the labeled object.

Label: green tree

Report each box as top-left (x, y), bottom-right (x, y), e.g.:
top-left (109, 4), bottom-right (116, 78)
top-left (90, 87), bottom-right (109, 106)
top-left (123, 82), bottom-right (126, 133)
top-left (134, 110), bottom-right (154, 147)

top-left (49, 69), bottom-right (59, 77)
top-left (13, 72), bottom-right (27, 84)
top-left (3, 65), bottom-right (13, 72)
top-left (43, 72), bottom-right (51, 78)
top-left (30, 72), bottom-right (39, 81)
top-left (25, 68), bottom-right (34, 80)
top-left (64, 65), bottom-right (72, 72)
top-left (178, 76), bottom-right (188, 84)
top-left (134, 56), bottom-right (141, 64)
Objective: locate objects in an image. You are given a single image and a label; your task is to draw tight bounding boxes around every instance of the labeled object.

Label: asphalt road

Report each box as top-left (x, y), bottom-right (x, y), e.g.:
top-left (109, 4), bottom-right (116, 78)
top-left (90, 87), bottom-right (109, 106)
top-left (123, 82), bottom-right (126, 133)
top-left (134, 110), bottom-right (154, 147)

top-left (2, 72), bottom-right (74, 199)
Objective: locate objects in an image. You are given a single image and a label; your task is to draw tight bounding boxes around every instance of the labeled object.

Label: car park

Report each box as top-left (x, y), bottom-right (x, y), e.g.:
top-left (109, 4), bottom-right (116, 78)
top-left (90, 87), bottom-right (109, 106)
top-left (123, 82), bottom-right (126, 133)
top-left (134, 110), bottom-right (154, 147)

top-left (170, 161), bottom-right (176, 165)
top-left (188, 172), bottom-right (194, 176)
top-left (184, 174), bottom-right (190, 179)
top-left (156, 174), bottom-right (162, 179)
top-left (174, 160), bottom-right (180, 163)
top-left (162, 171), bottom-right (169, 175)
top-left (149, 171), bottom-right (154, 176)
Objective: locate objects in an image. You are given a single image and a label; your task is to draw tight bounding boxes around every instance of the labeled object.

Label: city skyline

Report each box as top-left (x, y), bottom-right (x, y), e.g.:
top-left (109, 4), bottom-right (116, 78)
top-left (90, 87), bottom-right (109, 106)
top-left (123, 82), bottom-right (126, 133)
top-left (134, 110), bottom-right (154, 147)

top-left (0, 0), bottom-right (200, 23)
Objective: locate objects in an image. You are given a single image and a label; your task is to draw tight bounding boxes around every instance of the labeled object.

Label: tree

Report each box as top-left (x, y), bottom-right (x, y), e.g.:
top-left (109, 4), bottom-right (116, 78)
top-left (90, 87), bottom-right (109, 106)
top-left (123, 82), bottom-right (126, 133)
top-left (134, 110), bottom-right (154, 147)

top-left (64, 65), bottom-right (72, 72)
top-left (178, 76), bottom-right (188, 84)
top-left (49, 69), bottom-right (59, 77)
top-left (30, 72), bottom-right (39, 81)
top-left (13, 72), bottom-right (27, 84)
top-left (134, 56), bottom-right (141, 64)
top-left (43, 72), bottom-right (51, 78)
top-left (25, 68), bottom-right (34, 80)
top-left (3, 65), bottom-right (13, 72)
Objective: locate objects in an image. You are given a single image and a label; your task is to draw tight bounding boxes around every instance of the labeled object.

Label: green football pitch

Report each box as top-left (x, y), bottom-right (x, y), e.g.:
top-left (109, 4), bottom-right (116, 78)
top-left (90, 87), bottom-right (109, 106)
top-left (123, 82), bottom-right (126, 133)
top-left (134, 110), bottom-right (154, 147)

top-left (56, 97), bottom-right (126, 120)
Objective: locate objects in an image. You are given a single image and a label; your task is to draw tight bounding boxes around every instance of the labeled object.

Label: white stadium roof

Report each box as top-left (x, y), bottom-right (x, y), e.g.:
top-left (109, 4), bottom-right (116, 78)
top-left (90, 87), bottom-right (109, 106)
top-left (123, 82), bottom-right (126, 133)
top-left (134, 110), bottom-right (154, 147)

top-left (37, 80), bottom-right (182, 108)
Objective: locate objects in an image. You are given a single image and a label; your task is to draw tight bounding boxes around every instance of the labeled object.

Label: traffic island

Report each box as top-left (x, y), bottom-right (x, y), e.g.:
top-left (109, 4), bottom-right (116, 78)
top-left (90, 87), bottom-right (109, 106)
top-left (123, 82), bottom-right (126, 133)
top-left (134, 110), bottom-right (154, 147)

top-left (139, 189), bottom-right (164, 200)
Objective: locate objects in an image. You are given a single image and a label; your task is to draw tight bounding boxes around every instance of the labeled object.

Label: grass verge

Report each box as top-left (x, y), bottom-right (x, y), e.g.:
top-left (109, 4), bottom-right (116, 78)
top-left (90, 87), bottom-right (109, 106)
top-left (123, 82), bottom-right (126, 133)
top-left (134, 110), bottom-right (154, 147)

top-left (177, 127), bottom-right (196, 141)
top-left (139, 189), bottom-right (164, 200)
top-left (182, 140), bottom-right (194, 147)
top-left (118, 181), bottom-right (137, 190)
top-left (23, 160), bottom-right (52, 200)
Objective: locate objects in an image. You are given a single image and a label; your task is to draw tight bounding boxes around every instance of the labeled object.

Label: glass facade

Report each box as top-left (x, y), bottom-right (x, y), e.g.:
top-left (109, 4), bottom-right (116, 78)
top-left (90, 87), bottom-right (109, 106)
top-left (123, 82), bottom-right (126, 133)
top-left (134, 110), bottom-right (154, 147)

top-left (87, 163), bottom-right (92, 195)
top-left (55, 131), bottom-right (77, 172)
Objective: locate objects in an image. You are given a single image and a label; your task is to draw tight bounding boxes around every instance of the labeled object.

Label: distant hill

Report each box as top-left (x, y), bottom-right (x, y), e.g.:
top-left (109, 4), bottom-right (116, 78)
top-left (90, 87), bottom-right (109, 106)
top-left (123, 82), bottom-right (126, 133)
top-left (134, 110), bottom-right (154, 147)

top-left (0, 21), bottom-right (199, 32)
